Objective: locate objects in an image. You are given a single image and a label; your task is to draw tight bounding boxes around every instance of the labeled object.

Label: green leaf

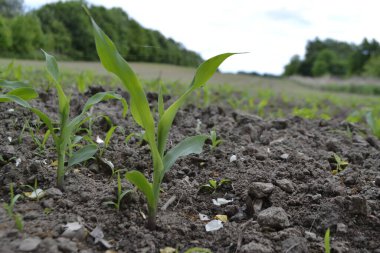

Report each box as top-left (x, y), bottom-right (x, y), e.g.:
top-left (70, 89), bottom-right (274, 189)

top-left (119, 190), bottom-right (131, 202)
top-left (209, 180), bottom-right (217, 189)
top-left (163, 135), bottom-right (208, 175)
top-left (324, 228), bottom-right (330, 253)
top-left (42, 50), bottom-right (69, 123)
top-left (41, 49), bottom-right (59, 83)
top-left (104, 125), bottom-right (118, 148)
top-left (67, 144), bottom-right (97, 167)
top-left (7, 87), bottom-right (38, 100)
top-left (190, 53), bottom-right (237, 89)
top-left (157, 54), bottom-right (236, 155)
top-left (0, 80), bottom-right (32, 89)
top-left (183, 247), bottom-right (212, 253)
top-left (0, 94), bottom-right (32, 108)
top-left (89, 16), bottom-right (155, 145)
top-left (30, 108), bottom-right (57, 144)
top-left (158, 83), bottom-right (164, 119)
top-left (125, 170), bottom-right (155, 208)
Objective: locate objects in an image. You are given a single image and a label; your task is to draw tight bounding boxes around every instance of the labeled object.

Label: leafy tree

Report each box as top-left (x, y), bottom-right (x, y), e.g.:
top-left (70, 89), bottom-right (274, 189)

top-left (349, 38), bottom-right (380, 75)
top-left (283, 55), bottom-right (301, 76)
top-left (0, 0), bottom-right (203, 66)
top-left (0, 0), bottom-right (23, 18)
top-left (0, 15), bottom-right (12, 52)
top-left (10, 14), bottom-right (43, 57)
top-left (363, 55), bottom-right (380, 77)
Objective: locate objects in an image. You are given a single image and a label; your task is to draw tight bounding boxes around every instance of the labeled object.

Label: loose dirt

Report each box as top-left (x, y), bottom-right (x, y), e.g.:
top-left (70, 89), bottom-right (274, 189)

top-left (1, 87), bottom-right (379, 253)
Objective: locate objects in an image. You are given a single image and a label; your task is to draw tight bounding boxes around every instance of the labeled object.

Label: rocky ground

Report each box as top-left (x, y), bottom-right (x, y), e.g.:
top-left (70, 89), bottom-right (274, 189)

top-left (0, 87), bottom-right (380, 253)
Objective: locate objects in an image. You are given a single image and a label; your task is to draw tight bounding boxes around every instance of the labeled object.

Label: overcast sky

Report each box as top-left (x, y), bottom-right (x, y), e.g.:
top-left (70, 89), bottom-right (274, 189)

top-left (24, 0), bottom-right (380, 74)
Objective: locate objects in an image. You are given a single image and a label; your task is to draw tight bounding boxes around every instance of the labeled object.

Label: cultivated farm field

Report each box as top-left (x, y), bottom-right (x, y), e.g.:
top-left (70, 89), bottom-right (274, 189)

top-left (1, 21), bottom-right (380, 253)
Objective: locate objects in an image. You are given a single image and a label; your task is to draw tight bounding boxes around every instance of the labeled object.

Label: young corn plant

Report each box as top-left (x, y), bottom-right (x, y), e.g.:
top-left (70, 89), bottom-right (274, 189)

top-left (3, 183), bottom-right (24, 231)
top-left (104, 170), bottom-right (131, 211)
top-left (209, 130), bottom-right (222, 150)
top-left (332, 153), bottom-right (348, 175)
top-left (0, 51), bottom-right (128, 190)
top-left (87, 10), bottom-right (237, 229)
top-left (199, 178), bottom-right (231, 194)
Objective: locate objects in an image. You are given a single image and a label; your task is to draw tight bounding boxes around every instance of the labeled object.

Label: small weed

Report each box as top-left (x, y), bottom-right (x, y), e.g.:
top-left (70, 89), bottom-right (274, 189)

top-left (332, 153), bottom-right (348, 175)
top-left (199, 178), bottom-right (231, 194)
top-left (209, 130), bottom-right (222, 150)
top-left (104, 170), bottom-right (131, 211)
top-left (3, 183), bottom-right (24, 231)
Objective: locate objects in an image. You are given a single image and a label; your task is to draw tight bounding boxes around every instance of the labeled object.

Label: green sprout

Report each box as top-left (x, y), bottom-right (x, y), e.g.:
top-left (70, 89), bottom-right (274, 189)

top-left (0, 51), bottom-right (128, 190)
top-left (366, 111), bottom-right (380, 138)
top-left (199, 178), bottom-right (231, 194)
top-left (3, 183), bottom-right (24, 231)
top-left (324, 228), bottom-right (331, 253)
top-left (87, 9), bottom-right (237, 229)
top-left (104, 170), bottom-right (131, 211)
top-left (332, 153), bottom-right (348, 175)
top-left (209, 130), bottom-right (222, 150)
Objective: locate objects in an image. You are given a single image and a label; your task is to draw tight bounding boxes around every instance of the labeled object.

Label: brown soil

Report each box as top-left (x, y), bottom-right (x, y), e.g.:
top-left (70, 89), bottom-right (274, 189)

top-left (1, 87), bottom-right (380, 253)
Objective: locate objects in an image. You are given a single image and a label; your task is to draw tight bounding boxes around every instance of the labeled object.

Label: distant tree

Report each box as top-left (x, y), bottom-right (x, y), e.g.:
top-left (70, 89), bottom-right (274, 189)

top-left (0, 0), bottom-right (23, 18)
top-left (283, 55), bottom-right (301, 76)
top-left (10, 14), bottom-right (43, 57)
top-left (312, 49), bottom-right (346, 77)
top-left (363, 55), bottom-right (380, 77)
top-left (0, 15), bottom-right (12, 52)
top-left (349, 38), bottom-right (380, 75)
top-left (0, 0), bottom-right (203, 66)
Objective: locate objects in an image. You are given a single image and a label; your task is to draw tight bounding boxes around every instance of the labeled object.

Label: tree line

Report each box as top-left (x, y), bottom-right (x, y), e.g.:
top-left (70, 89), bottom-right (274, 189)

top-left (283, 38), bottom-right (380, 77)
top-left (0, 0), bottom-right (203, 67)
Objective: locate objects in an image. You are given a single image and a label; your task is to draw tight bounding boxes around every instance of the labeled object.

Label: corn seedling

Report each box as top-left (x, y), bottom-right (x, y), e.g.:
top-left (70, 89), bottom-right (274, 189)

top-left (87, 9), bottom-right (237, 229)
top-left (0, 51), bottom-right (128, 190)
top-left (25, 120), bottom-right (51, 154)
top-left (22, 178), bottom-right (44, 201)
top-left (366, 111), bottom-right (380, 138)
top-left (104, 170), bottom-right (131, 211)
top-left (76, 70), bottom-right (94, 94)
top-left (98, 125), bottom-right (124, 157)
top-left (324, 228), bottom-right (331, 253)
top-left (332, 153), bottom-right (348, 175)
top-left (199, 178), bottom-right (231, 194)
top-left (209, 130), bottom-right (222, 150)
top-left (3, 183), bottom-right (24, 231)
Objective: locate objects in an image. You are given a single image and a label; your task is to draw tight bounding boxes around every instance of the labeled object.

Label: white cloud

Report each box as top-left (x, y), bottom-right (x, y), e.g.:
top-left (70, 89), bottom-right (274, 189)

top-left (24, 0), bottom-right (380, 74)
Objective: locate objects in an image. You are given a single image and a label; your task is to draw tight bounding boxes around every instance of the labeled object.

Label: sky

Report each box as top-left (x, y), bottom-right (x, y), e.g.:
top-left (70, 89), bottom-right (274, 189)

top-left (23, 0), bottom-right (380, 74)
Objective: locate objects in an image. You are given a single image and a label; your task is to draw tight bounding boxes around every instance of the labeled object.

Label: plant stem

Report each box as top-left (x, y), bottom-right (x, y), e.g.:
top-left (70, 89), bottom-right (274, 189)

top-left (147, 207), bottom-right (156, 230)
top-left (57, 149), bottom-right (65, 190)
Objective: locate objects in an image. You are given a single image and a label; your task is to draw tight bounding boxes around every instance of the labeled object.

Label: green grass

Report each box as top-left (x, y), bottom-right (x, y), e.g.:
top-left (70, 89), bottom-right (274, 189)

top-left (2, 57), bottom-right (380, 136)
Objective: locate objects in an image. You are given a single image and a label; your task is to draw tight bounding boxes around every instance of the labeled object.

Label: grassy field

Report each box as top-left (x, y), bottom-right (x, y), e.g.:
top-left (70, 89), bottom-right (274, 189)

top-left (2, 58), bottom-right (380, 99)
top-left (1, 58), bottom-right (380, 131)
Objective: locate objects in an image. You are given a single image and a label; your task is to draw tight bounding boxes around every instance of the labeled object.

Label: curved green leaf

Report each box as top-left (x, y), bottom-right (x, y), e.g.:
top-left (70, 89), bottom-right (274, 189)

top-left (30, 108), bottom-right (57, 144)
top-left (89, 16), bottom-right (155, 145)
top-left (0, 94), bottom-right (32, 108)
top-left (0, 80), bottom-right (32, 89)
top-left (191, 53), bottom-right (237, 89)
top-left (7, 87), bottom-right (38, 100)
top-left (157, 53), bottom-right (236, 155)
top-left (125, 170), bottom-right (155, 208)
top-left (67, 144), bottom-right (97, 167)
top-left (41, 49), bottom-right (59, 83)
top-left (42, 50), bottom-right (69, 122)
top-left (163, 135), bottom-right (208, 175)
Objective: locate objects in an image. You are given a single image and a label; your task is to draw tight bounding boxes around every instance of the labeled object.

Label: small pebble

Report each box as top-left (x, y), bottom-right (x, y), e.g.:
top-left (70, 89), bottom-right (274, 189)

top-left (19, 237), bottom-right (41, 251)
